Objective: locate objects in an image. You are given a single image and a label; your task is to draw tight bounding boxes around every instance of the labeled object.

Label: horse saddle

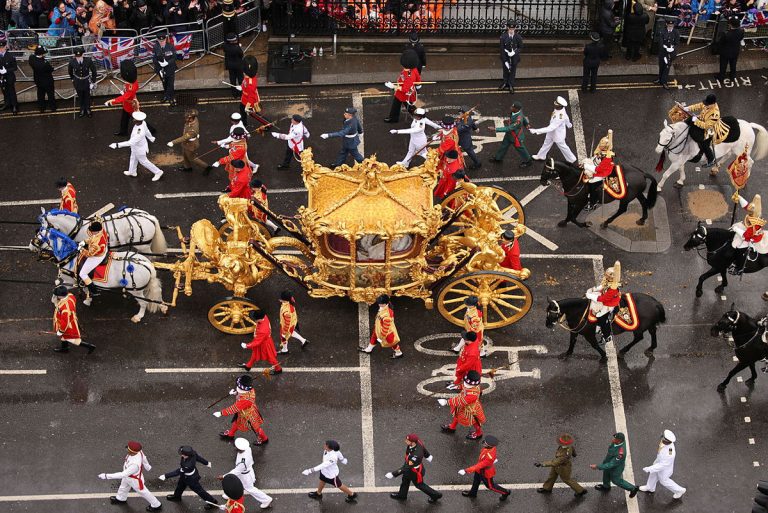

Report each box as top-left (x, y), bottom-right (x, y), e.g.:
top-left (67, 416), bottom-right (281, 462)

top-left (602, 164), bottom-right (627, 200)
top-left (588, 293), bottom-right (639, 330)
top-left (76, 253), bottom-right (113, 284)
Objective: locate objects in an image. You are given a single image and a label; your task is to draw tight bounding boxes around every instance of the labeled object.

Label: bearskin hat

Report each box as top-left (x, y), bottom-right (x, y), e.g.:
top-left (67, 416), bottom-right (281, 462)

top-left (243, 55), bottom-right (259, 77)
top-left (120, 59), bottom-right (138, 83)
top-left (399, 48), bottom-right (419, 69)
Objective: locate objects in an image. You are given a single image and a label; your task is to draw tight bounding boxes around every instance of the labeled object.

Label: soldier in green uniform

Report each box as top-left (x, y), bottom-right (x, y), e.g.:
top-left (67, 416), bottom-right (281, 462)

top-left (488, 101), bottom-right (533, 168)
top-left (534, 433), bottom-right (587, 497)
top-left (590, 432), bottom-right (640, 497)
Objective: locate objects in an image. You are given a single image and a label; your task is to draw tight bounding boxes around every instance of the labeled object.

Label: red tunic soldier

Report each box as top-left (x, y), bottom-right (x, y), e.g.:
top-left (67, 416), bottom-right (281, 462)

top-left (449, 331), bottom-right (481, 391)
top-left (52, 285), bottom-right (96, 353)
top-left (56, 178), bottom-right (78, 213)
top-left (384, 49), bottom-right (421, 124)
top-left (278, 290), bottom-right (308, 354)
top-left (439, 370), bottom-right (486, 440)
top-left (240, 310), bottom-right (282, 374)
top-left (239, 56), bottom-right (261, 127)
top-left (458, 435), bottom-right (510, 500)
top-left (359, 294), bottom-right (403, 359)
top-left (214, 375), bottom-right (269, 445)
top-left (105, 60), bottom-right (139, 136)
top-left (220, 474), bottom-right (245, 513)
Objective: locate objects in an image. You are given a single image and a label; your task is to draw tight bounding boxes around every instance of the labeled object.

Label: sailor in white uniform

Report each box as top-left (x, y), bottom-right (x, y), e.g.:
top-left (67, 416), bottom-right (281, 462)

top-left (639, 429), bottom-right (686, 499)
top-left (109, 111), bottom-right (164, 181)
top-left (302, 440), bottom-right (358, 503)
top-left (224, 438), bottom-right (273, 509)
top-left (390, 107), bottom-right (441, 167)
top-left (98, 440), bottom-right (162, 511)
top-left (529, 96), bottom-right (577, 164)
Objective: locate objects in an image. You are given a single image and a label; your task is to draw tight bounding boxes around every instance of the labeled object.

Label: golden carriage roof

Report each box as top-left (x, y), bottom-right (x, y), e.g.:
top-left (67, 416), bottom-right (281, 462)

top-left (298, 149), bottom-right (442, 236)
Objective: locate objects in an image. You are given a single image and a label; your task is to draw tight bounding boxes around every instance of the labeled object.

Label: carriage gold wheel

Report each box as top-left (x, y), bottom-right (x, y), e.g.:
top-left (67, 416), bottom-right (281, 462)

top-left (440, 186), bottom-right (525, 236)
top-left (208, 297), bottom-right (260, 335)
top-left (437, 271), bottom-right (532, 329)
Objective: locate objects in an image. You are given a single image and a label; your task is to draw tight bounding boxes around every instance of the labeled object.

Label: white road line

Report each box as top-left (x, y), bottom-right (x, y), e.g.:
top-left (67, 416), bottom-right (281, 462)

top-left (353, 92), bottom-right (365, 156)
top-left (524, 228), bottom-right (559, 251)
top-left (358, 302), bottom-right (376, 489)
top-left (154, 187), bottom-right (307, 199)
top-left (0, 482), bottom-right (604, 501)
top-left (0, 198), bottom-right (59, 207)
top-left (519, 184), bottom-right (548, 206)
top-left (145, 367), bottom-right (361, 373)
top-left (527, 253), bottom-right (602, 260)
top-left (473, 175), bottom-right (540, 183)
top-left (567, 89), bottom-right (588, 161)
top-left (0, 369), bottom-right (47, 375)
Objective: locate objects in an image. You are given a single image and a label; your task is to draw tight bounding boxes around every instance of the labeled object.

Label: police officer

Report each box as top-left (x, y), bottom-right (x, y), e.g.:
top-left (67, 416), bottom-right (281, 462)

top-left (656, 18), bottom-right (680, 90)
top-left (321, 107), bottom-right (364, 168)
top-left (0, 38), bottom-right (19, 115)
top-left (68, 47), bottom-right (97, 118)
top-left (29, 46), bottom-right (56, 113)
top-left (498, 20), bottom-right (523, 93)
top-left (153, 32), bottom-right (177, 105)
top-left (159, 446), bottom-right (219, 508)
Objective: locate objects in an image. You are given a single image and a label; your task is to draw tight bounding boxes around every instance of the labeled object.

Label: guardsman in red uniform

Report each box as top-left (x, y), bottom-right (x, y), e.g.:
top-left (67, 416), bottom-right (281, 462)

top-left (226, 160), bottom-right (252, 200)
top-left (237, 55), bottom-right (272, 130)
top-left (359, 294), bottom-right (403, 359)
top-left (239, 310), bottom-right (282, 374)
top-left (213, 374), bottom-right (269, 445)
top-left (434, 149), bottom-right (463, 200)
top-left (56, 178), bottom-right (78, 213)
top-left (77, 221), bottom-right (109, 296)
top-left (384, 48), bottom-right (421, 124)
top-left (213, 127), bottom-right (250, 180)
top-left (105, 60), bottom-right (139, 137)
top-left (52, 285), bottom-right (95, 353)
top-left (453, 295), bottom-right (485, 355)
top-left (385, 434), bottom-right (443, 503)
top-left (439, 370), bottom-right (486, 440)
top-left (586, 261), bottom-right (621, 344)
top-left (249, 178), bottom-right (280, 233)
top-left (278, 290), bottom-right (308, 354)
top-left (458, 435), bottom-right (511, 501)
top-left (449, 331), bottom-right (481, 391)
top-left (220, 474), bottom-right (245, 513)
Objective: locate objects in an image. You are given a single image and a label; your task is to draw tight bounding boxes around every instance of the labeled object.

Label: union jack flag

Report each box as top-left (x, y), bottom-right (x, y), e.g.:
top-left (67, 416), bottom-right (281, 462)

top-left (137, 33), bottom-right (194, 62)
top-left (94, 37), bottom-right (137, 70)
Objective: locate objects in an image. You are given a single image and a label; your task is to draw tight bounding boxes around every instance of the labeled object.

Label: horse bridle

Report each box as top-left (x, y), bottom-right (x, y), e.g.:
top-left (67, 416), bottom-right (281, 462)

top-left (543, 159), bottom-right (587, 197)
top-left (656, 124), bottom-right (690, 156)
top-left (548, 300), bottom-right (590, 333)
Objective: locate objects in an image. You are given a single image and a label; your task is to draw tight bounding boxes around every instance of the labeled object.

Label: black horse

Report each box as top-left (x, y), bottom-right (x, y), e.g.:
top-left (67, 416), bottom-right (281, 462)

top-left (683, 223), bottom-right (768, 297)
top-left (710, 309), bottom-right (768, 392)
top-left (545, 294), bottom-right (666, 362)
top-left (539, 159), bottom-right (658, 229)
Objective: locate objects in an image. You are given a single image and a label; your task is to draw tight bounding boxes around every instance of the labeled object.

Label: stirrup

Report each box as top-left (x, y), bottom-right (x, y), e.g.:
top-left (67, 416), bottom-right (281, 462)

top-left (727, 263), bottom-right (743, 276)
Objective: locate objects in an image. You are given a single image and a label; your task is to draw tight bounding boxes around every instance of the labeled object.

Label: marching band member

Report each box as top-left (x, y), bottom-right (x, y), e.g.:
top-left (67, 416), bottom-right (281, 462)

top-left (56, 178), bottom-right (78, 213)
top-left (159, 446), bottom-right (219, 508)
top-left (77, 221), bottom-right (108, 297)
top-left (302, 440), bottom-right (358, 503)
top-left (52, 285), bottom-right (95, 353)
top-left (438, 370), bottom-right (486, 440)
top-left (384, 49), bottom-right (421, 124)
top-left (226, 160), bottom-right (251, 200)
top-left (730, 192), bottom-right (766, 272)
top-left (684, 93), bottom-right (725, 168)
top-left (240, 310), bottom-right (282, 375)
top-left (458, 435), bottom-right (511, 501)
top-left (249, 178), bottom-right (280, 233)
top-left (359, 294), bottom-right (403, 359)
top-left (167, 109), bottom-right (210, 173)
top-left (586, 261), bottom-right (621, 345)
top-left (213, 374), bottom-right (270, 445)
top-left (639, 430), bottom-right (686, 499)
top-left (582, 129), bottom-right (615, 209)
top-left (278, 290), bottom-right (308, 353)
top-left (212, 127), bottom-right (250, 180)
top-left (385, 434), bottom-right (442, 503)
top-left (109, 111), bottom-right (164, 182)
top-left (222, 438), bottom-right (273, 509)
top-left (390, 107), bottom-right (440, 167)
top-left (434, 150), bottom-right (463, 200)
top-left (530, 96), bottom-right (577, 164)
top-left (97, 441), bottom-right (162, 511)
top-left (453, 296), bottom-right (485, 356)
top-left (272, 114), bottom-right (310, 170)
top-left (448, 331), bottom-right (480, 391)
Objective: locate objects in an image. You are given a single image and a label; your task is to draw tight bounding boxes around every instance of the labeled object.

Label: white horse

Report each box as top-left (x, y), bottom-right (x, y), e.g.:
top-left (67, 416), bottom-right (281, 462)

top-left (655, 119), bottom-right (768, 191)
top-left (38, 207), bottom-right (167, 254)
top-left (30, 226), bottom-right (167, 323)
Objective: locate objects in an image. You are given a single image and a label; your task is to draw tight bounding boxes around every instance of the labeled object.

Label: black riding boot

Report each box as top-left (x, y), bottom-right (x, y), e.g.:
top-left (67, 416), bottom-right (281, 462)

top-left (597, 315), bottom-right (613, 344)
top-left (80, 342), bottom-right (96, 354)
top-left (586, 182), bottom-right (600, 210)
top-left (54, 341), bottom-right (69, 353)
top-left (729, 248), bottom-right (748, 275)
top-left (702, 143), bottom-right (715, 167)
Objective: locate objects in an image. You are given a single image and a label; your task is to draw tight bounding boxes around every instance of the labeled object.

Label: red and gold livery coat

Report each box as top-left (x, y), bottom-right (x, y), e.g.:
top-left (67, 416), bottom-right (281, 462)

top-left (60, 183), bottom-right (78, 213)
top-left (464, 306), bottom-right (484, 344)
top-left (371, 306), bottom-right (400, 348)
top-left (279, 302), bottom-right (298, 342)
top-left (54, 293), bottom-right (81, 340)
top-left (221, 389), bottom-right (264, 432)
top-left (448, 383), bottom-right (486, 427)
top-left (82, 229), bottom-right (109, 259)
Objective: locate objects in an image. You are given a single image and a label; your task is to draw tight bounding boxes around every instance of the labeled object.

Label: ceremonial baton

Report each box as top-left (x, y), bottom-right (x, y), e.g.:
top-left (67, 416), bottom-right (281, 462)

top-left (108, 80), bottom-right (123, 94)
top-left (39, 330), bottom-right (58, 336)
top-left (484, 359), bottom-right (519, 379)
top-left (221, 81), bottom-right (240, 88)
top-left (392, 81), bottom-right (437, 90)
top-left (204, 501), bottom-right (223, 510)
top-left (206, 392), bottom-right (233, 410)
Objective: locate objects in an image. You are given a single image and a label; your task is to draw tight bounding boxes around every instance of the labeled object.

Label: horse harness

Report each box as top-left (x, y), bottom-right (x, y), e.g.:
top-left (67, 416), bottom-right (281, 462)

top-left (46, 209), bottom-right (154, 249)
top-left (550, 300), bottom-right (590, 333)
top-left (657, 124), bottom-right (690, 156)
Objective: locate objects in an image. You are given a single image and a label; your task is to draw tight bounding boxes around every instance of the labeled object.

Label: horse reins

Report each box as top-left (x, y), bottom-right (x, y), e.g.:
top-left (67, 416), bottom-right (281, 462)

top-left (656, 124), bottom-right (690, 156)
top-left (551, 300), bottom-right (590, 333)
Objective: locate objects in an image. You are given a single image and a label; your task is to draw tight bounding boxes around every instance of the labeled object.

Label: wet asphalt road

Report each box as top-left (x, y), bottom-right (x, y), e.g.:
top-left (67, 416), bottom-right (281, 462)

top-left (0, 71), bottom-right (767, 513)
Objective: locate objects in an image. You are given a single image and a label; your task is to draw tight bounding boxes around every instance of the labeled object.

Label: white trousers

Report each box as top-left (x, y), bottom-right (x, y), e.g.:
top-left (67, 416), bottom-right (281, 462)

top-left (115, 478), bottom-right (161, 507)
top-left (534, 136), bottom-right (576, 163)
top-left (644, 471), bottom-right (685, 494)
top-left (398, 137), bottom-right (427, 167)
top-left (79, 255), bottom-right (104, 282)
top-left (129, 151), bottom-right (163, 176)
top-left (235, 471), bottom-right (272, 505)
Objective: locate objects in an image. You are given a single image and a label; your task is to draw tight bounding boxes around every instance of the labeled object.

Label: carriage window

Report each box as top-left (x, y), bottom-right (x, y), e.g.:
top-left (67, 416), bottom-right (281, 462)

top-left (356, 234), bottom-right (414, 262)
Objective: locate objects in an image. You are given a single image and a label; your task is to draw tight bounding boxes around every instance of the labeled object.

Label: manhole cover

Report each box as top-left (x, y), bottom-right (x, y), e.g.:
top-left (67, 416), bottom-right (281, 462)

top-left (687, 189), bottom-right (728, 220)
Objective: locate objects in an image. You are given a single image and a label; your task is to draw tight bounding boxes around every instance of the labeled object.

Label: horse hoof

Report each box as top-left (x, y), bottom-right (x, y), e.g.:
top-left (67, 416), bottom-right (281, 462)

top-left (695, 289), bottom-right (703, 298)
top-left (557, 220), bottom-right (568, 228)
top-left (558, 352), bottom-right (572, 360)
top-left (716, 384), bottom-right (727, 393)
top-left (714, 285), bottom-right (725, 294)
top-left (636, 219), bottom-right (646, 226)
top-left (131, 316), bottom-right (141, 323)
top-left (746, 378), bottom-right (756, 387)
top-left (600, 222), bottom-right (609, 229)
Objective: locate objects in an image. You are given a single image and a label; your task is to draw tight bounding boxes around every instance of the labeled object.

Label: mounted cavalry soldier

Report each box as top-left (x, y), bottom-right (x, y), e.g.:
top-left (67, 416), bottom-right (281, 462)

top-left (683, 93), bottom-right (729, 168)
top-left (582, 129), bottom-right (615, 209)
top-left (585, 261), bottom-right (621, 345)
top-left (730, 192), bottom-right (766, 273)
top-left (77, 221), bottom-right (109, 300)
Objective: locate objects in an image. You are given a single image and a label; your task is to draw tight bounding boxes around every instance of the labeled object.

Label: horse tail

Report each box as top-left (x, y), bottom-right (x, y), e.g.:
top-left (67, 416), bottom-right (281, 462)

top-left (144, 274), bottom-right (163, 314)
top-left (750, 123), bottom-right (768, 161)
top-left (655, 302), bottom-right (667, 325)
top-left (149, 216), bottom-right (168, 255)
top-left (644, 172), bottom-right (658, 209)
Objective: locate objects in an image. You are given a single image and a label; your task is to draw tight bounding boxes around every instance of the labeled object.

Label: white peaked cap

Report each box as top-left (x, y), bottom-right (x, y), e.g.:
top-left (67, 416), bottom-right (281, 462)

top-left (231, 112), bottom-right (242, 120)
top-left (414, 107), bottom-right (426, 116)
top-left (555, 96), bottom-right (568, 107)
top-left (132, 111), bottom-right (147, 121)
top-left (663, 429), bottom-right (676, 443)
top-left (234, 438), bottom-right (250, 450)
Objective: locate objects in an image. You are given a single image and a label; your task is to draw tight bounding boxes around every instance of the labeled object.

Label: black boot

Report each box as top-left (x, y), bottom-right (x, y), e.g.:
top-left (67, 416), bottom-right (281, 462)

top-left (81, 342), bottom-right (96, 354)
top-left (54, 341), bottom-right (69, 353)
top-left (701, 144), bottom-right (716, 168)
top-left (598, 315), bottom-right (613, 344)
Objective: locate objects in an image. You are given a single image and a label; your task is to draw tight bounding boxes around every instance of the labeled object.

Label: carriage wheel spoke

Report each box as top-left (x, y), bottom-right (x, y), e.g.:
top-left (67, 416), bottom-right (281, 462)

top-left (442, 296), bottom-right (467, 305)
top-left (447, 304), bottom-right (465, 316)
top-left (494, 297), bottom-right (522, 312)
top-left (490, 301), bottom-right (508, 321)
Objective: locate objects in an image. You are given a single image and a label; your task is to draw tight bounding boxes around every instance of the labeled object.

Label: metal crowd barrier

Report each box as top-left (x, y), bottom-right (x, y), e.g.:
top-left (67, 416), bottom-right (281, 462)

top-left (206, 1), bottom-right (261, 52)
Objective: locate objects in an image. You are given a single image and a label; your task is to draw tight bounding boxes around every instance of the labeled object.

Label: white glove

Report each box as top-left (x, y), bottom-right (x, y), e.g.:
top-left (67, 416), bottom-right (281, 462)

top-left (437, 398), bottom-right (448, 406)
top-left (159, 60), bottom-right (169, 67)
top-left (320, 133), bottom-right (329, 139)
top-left (431, 134), bottom-right (440, 142)
top-left (271, 132), bottom-right (279, 138)
top-left (78, 241), bottom-right (86, 249)
top-left (389, 129), bottom-right (397, 134)
top-left (302, 469), bottom-right (312, 475)
top-left (212, 161), bottom-right (221, 168)
top-left (426, 455), bottom-right (433, 463)
top-left (109, 143), bottom-right (118, 149)
top-left (241, 342), bottom-right (247, 349)
top-left (104, 100), bottom-right (111, 107)
top-left (158, 474), bottom-right (166, 481)
top-left (384, 81), bottom-right (395, 89)
top-left (206, 462), bottom-right (212, 468)
top-left (740, 39), bottom-right (746, 47)
top-left (56, 330), bottom-right (63, 336)
top-left (385, 472), bottom-right (394, 479)
top-left (90, 83), bottom-right (96, 91)
top-left (529, 128), bottom-right (539, 135)
top-left (98, 473), bottom-right (107, 480)
top-left (213, 411), bottom-right (222, 418)
top-left (692, 116), bottom-right (699, 123)
top-left (458, 469), bottom-right (466, 476)
top-left (0, 67), bottom-right (6, 74)
top-left (642, 466), bottom-right (651, 473)
top-left (341, 458), bottom-right (348, 465)
top-left (504, 61), bottom-right (510, 70)
top-left (235, 85), bottom-right (242, 91)
top-left (229, 388), bottom-right (237, 395)
top-left (167, 142), bottom-right (174, 147)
